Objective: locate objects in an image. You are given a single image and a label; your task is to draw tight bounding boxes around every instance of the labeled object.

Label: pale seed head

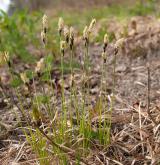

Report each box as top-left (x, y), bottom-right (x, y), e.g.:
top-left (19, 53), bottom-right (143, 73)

top-left (83, 26), bottom-right (89, 40)
top-left (35, 58), bottom-right (45, 73)
top-left (115, 38), bottom-right (125, 49)
top-left (69, 26), bottom-right (74, 39)
top-left (20, 72), bottom-right (29, 84)
top-left (88, 18), bottom-right (96, 33)
top-left (101, 52), bottom-right (107, 63)
top-left (104, 33), bottom-right (109, 45)
top-left (41, 31), bottom-right (46, 45)
top-left (4, 51), bottom-right (9, 62)
top-left (42, 14), bottom-right (48, 25)
top-left (42, 14), bottom-right (48, 32)
top-left (101, 52), bottom-right (105, 59)
top-left (0, 52), bottom-right (5, 66)
top-left (60, 41), bottom-right (66, 51)
top-left (64, 26), bottom-right (69, 42)
top-left (69, 27), bottom-right (75, 50)
top-left (103, 34), bottom-right (109, 52)
top-left (58, 17), bottom-right (64, 34)
top-left (0, 51), bottom-right (10, 67)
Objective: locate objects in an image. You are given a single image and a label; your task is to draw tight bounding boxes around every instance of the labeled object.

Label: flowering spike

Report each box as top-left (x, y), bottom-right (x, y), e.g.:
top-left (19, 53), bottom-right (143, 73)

top-left (69, 27), bottom-right (74, 39)
top-left (0, 52), bottom-right (5, 66)
top-left (64, 26), bottom-right (69, 43)
top-left (42, 14), bottom-right (48, 33)
top-left (60, 41), bottom-right (66, 53)
top-left (20, 72), bottom-right (29, 84)
top-left (102, 52), bottom-right (107, 63)
top-left (41, 31), bottom-right (46, 45)
top-left (83, 26), bottom-right (89, 40)
top-left (88, 18), bottom-right (96, 33)
top-left (69, 27), bottom-right (74, 50)
top-left (115, 38), bottom-right (125, 49)
top-left (35, 58), bottom-right (45, 74)
top-left (58, 17), bottom-right (64, 36)
top-left (104, 34), bottom-right (109, 45)
top-left (4, 51), bottom-right (9, 60)
top-left (103, 33), bottom-right (109, 52)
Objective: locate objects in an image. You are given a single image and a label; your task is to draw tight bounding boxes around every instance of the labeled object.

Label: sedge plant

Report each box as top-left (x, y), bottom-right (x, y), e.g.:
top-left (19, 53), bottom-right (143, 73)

top-left (79, 19), bottom-right (97, 149)
top-left (0, 15), bottom-right (121, 164)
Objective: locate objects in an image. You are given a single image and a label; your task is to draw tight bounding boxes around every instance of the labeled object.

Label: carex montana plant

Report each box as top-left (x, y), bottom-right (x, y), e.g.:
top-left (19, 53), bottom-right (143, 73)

top-left (0, 14), bottom-right (124, 164)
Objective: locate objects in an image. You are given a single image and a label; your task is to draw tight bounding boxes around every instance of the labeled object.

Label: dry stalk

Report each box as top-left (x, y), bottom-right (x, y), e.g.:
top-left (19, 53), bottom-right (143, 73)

top-left (146, 63), bottom-right (157, 125)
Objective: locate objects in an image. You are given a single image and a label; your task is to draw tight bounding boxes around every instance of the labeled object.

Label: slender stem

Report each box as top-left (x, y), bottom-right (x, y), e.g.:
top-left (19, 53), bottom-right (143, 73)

top-left (32, 72), bottom-right (40, 111)
top-left (70, 48), bottom-right (73, 75)
top-left (147, 64), bottom-right (150, 116)
top-left (112, 53), bottom-right (116, 107)
top-left (147, 64), bottom-right (157, 125)
top-left (8, 67), bottom-right (30, 123)
top-left (108, 52), bottom-right (117, 143)
top-left (69, 48), bottom-right (74, 127)
top-left (100, 59), bottom-right (104, 143)
top-left (103, 60), bottom-right (109, 144)
top-left (86, 42), bottom-right (91, 137)
top-left (61, 50), bottom-right (67, 136)
top-left (43, 42), bottom-right (56, 119)
top-left (81, 39), bottom-right (91, 148)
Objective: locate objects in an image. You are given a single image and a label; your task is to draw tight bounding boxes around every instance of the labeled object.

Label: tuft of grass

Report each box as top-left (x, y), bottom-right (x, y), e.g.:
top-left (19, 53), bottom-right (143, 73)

top-left (0, 10), bottom-right (40, 63)
top-left (0, 15), bottom-right (117, 164)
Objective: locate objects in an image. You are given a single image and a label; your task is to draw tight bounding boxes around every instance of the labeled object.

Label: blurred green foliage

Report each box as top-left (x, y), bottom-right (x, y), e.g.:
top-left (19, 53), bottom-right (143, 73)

top-left (0, 10), bottom-right (41, 63)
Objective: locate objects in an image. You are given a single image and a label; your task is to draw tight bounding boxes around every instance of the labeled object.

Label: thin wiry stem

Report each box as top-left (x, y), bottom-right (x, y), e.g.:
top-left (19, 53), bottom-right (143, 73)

top-left (147, 64), bottom-right (157, 125)
top-left (69, 47), bottom-right (74, 126)
top-left (60, 49), bottom-right (67, 135)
